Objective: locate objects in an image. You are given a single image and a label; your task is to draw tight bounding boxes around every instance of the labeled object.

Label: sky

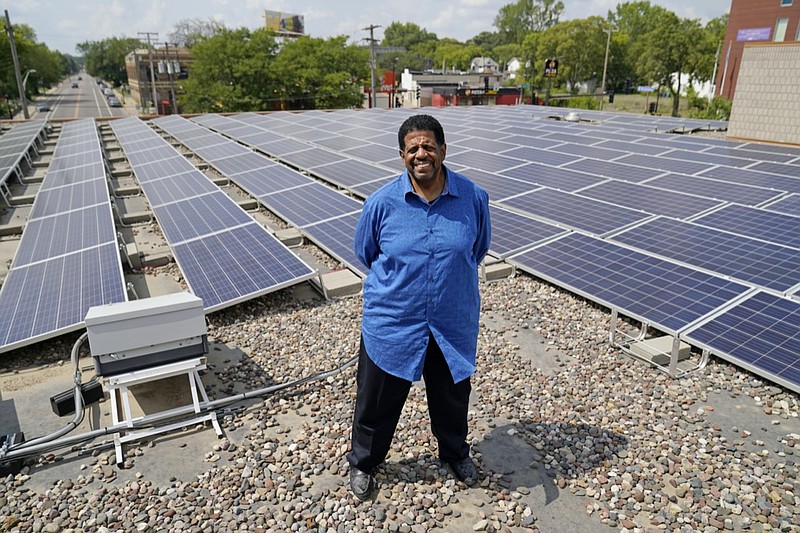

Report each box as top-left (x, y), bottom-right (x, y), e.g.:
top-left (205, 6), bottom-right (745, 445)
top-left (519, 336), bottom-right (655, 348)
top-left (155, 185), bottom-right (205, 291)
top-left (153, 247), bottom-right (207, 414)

top-left (2, 0), bottom-right (732, 56)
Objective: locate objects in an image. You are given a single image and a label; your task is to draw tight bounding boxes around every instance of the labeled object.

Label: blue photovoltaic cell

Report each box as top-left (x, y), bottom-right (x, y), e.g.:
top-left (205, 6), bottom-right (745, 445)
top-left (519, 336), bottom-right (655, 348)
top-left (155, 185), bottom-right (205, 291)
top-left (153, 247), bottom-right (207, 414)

top-left (30, 179), bottom-right (107, 219)
top-left (691, 204), bottom-right (800, 250)
top-left (144, 170), bottom-right (220, 206)
top-left (765, 194), bottom-right (800, 216)
top-left (132, 155), bottom-right (192, 182)
top-left (659, 149), bottom-right (753, 168)
top-left (593, 139), bottom-right (669, 156)
top-left (341, 143), bottom-right (397, 164)
top-left (235, 166), bottom-right (312, 196)
top-left (611, 217), bottom-right (800, 293)
top-left (462, 168), bottom-right (539, 202)
top-left (497, 135), bottom-right (563, 150)
top-left (210, 152), bottom-right (274, 176)
top-left (0, 244), bottom-right (126, 351)
top-left (697, 166), bottom-right (800, 193)
top-left (500, 162), bottom-right (606, 192)
top-left (500, 146), bottom-right (580, 167)
top-left (684, 291), bottom-right (800, 393)
top-left (350, 177), bottom-right (394, 199)
top-left (153, 191), bottom-right (255, 244)
top-left (264, 182), bottom-right (363, 227)
top-left (301, 212), bottom-right (367, 277)
top-left (172, 224), bottom-right (316, 311)
top-left (313, 135), bottom-right (367, 151)
top-left (312, 159), bottom-right (395, 189)
top-left (488, 206), bottom-right (567, 258)
top-left (578, 180), bottom-right (724, 220)
top-left (498, 187), bottom-right (652, 236)
top-left (561, 158), bottom-right (664, 183)
top-left (453, 137), bottom-right (518, 153)
top-left (615, 153), bottom-right (712, 175)
top-left (748, 161), bottom-right (800, 179)
top-left (281, 147), bottom-right (347, 169)
top-left (125, 147), bottom-right (179, 167)
top-left (508, 232), bottom-right (751, 334)
top-left (644, 173), bottom-right (785, 206)
top-left (446, 150), bottom-right (524, 173)
top-left (13, 205), bottom-right (115, 267)
top-left (548, 143), bottom-right (628, 161)
top-left (258, 138), bottom-right (311, 156)
top-left (706, 146), bottom-right (796, 164)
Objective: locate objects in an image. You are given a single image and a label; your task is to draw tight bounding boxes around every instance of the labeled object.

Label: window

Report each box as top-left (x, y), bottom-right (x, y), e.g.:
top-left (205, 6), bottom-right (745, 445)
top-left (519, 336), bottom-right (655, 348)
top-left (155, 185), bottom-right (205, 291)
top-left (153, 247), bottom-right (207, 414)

top-left (780, 0), bottom-right (792, 6)
top-left (775, 18), bottom-right (789, 41)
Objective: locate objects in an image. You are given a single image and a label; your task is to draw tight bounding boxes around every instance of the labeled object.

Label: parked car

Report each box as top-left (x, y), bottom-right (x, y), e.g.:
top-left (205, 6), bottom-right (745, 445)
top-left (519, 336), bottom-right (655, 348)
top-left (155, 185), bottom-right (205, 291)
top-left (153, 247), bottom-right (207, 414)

top-left (36, 101), bottom-right (51, 112)
top-left (71, 82), bottom-right (79, 88)
top-left (103, 88), bottom-right (113, 97)
top-left (107, 96), bottom-right (122, 107)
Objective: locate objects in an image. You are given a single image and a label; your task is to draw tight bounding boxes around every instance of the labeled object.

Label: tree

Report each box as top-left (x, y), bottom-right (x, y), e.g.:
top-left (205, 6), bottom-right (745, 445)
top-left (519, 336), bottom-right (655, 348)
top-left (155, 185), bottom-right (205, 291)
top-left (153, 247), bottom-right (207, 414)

top-left (77, 37), bottom-right (143, 86)
top-left (536, 17), bottom-right (607, 92)
top-left (0, 20), bottom-right (67, 99)
top-left (432, 39), bottom-right (484, 72)
top-left (494, 0), bottom-right (565, 44)
top-left (381, 22), bottom-right (437, 51)
top-left (272, 36), bottom-right (369, 110)
top-left (178, 28), bottom-right (279, 113)
top-left (635, 12), bottom-right (703, 116)
top-left (168, 18), bottom-right (226, 48)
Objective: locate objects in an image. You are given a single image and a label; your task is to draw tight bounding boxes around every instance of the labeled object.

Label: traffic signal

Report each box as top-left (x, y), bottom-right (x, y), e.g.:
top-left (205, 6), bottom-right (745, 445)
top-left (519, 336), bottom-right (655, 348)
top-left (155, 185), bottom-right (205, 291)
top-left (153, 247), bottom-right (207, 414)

top-left (484, 77), bottom-right (489, 91)
top-left (416, 87), bottom-right (421, 99)
top-left (608, 91), bottom-right (614, 104)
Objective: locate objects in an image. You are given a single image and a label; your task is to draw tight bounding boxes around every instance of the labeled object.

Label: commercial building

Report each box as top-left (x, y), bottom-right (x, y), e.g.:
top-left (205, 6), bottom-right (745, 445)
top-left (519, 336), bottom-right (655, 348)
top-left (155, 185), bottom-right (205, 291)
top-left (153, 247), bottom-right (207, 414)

top-left (716, 0), bottom-right (800, 100)
top-left (125, 46), bottom-right (192, 114)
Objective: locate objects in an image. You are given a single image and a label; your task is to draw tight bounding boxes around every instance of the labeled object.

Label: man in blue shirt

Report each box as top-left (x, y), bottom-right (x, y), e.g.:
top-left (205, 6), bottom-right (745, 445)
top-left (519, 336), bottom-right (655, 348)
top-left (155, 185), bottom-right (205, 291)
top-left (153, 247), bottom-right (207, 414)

top-left (348, 114), bottom-right (491, 500)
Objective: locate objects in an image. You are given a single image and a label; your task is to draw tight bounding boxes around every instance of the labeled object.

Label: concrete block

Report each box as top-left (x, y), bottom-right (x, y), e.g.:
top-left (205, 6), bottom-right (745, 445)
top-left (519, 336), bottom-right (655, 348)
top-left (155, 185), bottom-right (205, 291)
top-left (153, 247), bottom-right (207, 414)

top-left (274, 228), bottom-right (303, 247)
top-left (320, 269), bottom-right (362, 298)
top-left (630, 335), bottom-right (691, 366)
top-left (484, 262), bottom-right (513, 281)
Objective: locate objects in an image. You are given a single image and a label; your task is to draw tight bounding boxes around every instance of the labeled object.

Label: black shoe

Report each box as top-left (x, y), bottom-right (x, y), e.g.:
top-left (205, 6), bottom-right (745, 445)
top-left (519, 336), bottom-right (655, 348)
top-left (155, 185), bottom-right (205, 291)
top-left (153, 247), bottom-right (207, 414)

top-left (350, 467), bottom-right (374, 500)
top-left (448, 456), bottom-right (479, 486)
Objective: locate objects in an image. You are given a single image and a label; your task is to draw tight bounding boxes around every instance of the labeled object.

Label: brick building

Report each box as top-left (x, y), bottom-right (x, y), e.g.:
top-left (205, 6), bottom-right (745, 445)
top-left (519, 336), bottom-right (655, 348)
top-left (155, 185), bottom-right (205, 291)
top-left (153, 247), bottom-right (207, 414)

top-left (716, 0), bottom-right (800, 100)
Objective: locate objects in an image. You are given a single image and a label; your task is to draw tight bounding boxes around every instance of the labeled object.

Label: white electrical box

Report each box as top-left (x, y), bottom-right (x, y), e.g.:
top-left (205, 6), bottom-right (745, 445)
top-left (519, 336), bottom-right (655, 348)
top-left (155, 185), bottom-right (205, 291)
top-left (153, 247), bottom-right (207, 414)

top-left (85, 292), bottom-right (208, 376)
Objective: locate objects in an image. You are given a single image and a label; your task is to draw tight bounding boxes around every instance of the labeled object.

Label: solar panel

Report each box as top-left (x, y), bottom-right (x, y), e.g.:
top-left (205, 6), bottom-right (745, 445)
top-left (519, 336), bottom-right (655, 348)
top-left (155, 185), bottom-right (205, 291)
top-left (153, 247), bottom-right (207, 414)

top-left (691, 204), bottom-right (800, 249)
top-left (507, 232), bottom-right (752, 335)
top-left (264, 182), bottom-right (363, 227)
top-left (643, 173), bottom-right (785, 206)
top-left (499, 146), bottom-right (580, 166)
top-left (453, 137), bottom-right (518, 153)
top-left (110, 117), bottom-right (316, 312)
top-left (459, 168), bottom-right (539, 202)
top-left (764, 194), bottom-right (800, 216)
top-left (172, 223), bottom-right (317, 312)
top-left (748, 161), bottom-right (800, 179)
top-left (350, 177), bottom-right (394, 199)
top-left (615, 153), bottom-right (712, 175)
top-left (697, 166), bottom-right (800, 193)
top-left (281, 147), bottom-right (347, 170)
top-left (498, 187), bottom-right (652, 236)
top-left (548, 143), bottom-right (628, 161)
top-left (705, 146), bottom-right (797, 164)
top-left (311, 159), bottom-right (396, 189)
top-left (445, 150), bottom-right (524, 173)
top-left (301, 212), bottom-right (367, 277)
top-left (561, 158), bottom-right (665, 183)
top-left (499, 162), bottom-right (606, 192)
top-left (610, 217), bottom-right (800, 293)
top-left (593, 139), bottom-right (670, 156)
top-left (488, 205), bottom-right (567, 258)
top-left (578, 180), bottom-right (724, 220)
top-left (144, 170), bottom-right (219, 206)
top-left (682, 291), bottom-right (800, 393)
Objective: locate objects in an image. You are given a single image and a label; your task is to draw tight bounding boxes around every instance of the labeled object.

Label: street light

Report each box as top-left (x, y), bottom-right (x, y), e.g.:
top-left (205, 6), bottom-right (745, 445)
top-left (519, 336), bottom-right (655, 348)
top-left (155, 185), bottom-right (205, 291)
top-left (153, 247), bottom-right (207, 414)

top-left (20, 68), bottom-right (36, 119)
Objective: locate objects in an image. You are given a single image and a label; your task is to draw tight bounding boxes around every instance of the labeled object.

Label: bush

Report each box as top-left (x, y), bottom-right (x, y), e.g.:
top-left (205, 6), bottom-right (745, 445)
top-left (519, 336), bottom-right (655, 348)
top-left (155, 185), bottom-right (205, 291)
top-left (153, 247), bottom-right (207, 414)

top-left (551, 95), bottom-right (599, 110)
top-left (685, 85), bottom-right (732, 120)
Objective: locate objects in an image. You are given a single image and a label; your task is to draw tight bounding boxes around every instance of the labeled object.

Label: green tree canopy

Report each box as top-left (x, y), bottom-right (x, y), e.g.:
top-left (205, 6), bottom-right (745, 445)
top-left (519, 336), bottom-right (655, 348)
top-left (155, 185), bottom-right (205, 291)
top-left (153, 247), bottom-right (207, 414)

top-left (494, 0), bottom-right (565, 44)
top-left (536, 16), bottom-right (607, 91)
top-left (0, 20), bottom-right (67, 99)
top-left (77, 37), bottom-right (143, 87)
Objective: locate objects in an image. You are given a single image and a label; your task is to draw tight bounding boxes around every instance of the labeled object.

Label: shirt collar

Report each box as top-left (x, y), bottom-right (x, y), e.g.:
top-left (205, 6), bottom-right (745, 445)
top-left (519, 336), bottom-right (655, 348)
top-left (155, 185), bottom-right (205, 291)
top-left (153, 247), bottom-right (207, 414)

top-left (402, 165), bottom-right (460, 199)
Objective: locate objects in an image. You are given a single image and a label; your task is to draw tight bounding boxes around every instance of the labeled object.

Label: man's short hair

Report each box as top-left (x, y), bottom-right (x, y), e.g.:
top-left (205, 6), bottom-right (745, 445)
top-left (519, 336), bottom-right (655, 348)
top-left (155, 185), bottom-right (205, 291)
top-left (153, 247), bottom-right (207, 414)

top-left (398, 114), bottom-right (445, 150)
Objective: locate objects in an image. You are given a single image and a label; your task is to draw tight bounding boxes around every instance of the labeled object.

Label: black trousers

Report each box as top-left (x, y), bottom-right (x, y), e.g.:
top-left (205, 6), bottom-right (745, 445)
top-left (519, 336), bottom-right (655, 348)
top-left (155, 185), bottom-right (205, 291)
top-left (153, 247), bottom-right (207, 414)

top-left (347, 333), bottom-right (471, 474)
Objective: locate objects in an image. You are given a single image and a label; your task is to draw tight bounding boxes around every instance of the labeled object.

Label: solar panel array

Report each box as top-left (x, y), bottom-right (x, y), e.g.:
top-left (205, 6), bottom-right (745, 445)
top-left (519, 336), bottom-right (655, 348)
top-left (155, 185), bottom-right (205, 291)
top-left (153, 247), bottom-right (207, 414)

top-left (108, 117), bottom-right (317, 312)
top-left (0, 119), bottom-right (126, 353)
top-left (151, 115), bottom-right (369, 276)
top-left (0, 120), bottom-right (48, 191)
top-left (5, 104), bottom-right (797, 393)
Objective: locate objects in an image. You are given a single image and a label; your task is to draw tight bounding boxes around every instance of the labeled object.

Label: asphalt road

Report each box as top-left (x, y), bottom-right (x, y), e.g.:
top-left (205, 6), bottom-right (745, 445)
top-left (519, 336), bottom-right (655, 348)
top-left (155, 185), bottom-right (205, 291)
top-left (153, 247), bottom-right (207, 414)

top-left (31, 74), bottom-right (128, 120)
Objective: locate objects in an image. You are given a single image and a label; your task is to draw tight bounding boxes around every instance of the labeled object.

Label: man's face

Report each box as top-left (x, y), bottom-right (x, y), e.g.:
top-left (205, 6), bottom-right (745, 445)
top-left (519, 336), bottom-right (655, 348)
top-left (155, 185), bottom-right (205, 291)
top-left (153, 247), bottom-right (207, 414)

top-left (400, 130), bottom-right (446, 184)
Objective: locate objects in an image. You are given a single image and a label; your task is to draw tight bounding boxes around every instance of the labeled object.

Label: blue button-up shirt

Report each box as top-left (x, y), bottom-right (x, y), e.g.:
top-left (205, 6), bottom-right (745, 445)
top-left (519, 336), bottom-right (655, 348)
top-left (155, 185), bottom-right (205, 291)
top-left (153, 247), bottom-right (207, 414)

top-left (354, 166), bottom-right (491, 383)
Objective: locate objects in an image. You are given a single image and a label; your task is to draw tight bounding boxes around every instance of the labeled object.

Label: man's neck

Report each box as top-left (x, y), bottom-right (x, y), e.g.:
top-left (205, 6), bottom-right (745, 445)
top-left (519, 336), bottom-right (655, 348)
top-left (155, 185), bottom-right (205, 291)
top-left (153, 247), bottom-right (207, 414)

top-left (410, 169), bottom-right (446, 203)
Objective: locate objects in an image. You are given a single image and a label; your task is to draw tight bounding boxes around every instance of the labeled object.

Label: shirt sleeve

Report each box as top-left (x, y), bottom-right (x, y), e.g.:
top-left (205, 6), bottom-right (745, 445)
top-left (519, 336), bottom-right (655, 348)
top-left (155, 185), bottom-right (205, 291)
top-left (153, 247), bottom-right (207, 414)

top-left (473, 188), bottom-right (491, 265)
top-left (354, 199), bottom-right (380, 269)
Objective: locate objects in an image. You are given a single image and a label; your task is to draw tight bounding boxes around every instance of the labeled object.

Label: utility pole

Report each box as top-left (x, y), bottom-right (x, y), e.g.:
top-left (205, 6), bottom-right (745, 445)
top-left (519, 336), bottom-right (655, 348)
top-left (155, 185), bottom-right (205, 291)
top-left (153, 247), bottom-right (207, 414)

top-left (363, 24), bottom-right (381, 109)
top-left (4, 10), bottom-right (29, 119)
top-left (138, 31), bottom-right (159, 114)
top-left (599, 26), bottom-right (615, 111)
top-left (157, 42), bottom-right (178, 114)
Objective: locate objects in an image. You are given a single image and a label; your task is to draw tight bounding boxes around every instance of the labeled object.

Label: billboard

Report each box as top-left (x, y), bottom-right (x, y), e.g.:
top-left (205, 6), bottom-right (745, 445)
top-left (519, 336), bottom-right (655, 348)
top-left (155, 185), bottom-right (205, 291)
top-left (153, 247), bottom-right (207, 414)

top-left (265, 10), bottom-right (305, 36)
